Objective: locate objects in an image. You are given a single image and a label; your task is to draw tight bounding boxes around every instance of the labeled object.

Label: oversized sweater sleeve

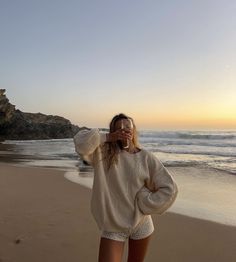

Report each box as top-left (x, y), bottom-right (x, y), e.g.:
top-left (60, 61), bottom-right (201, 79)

top-left (73, 128), bottom-right (107, 165)
top-left (136, 153), bottom-right (178, 215)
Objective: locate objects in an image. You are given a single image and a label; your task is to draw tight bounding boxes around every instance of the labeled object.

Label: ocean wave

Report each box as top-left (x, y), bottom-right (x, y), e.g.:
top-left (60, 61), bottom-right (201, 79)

top-left (139, 131), bottom-right (236, 140)
top-left (3, 138), bottom-right (73, 144)
top-left (140, 138), bottom-right (236, 148)
top-left (150, 148), bottom-right (236, 157)
top-left (177, 133), bottom-right (235, 140)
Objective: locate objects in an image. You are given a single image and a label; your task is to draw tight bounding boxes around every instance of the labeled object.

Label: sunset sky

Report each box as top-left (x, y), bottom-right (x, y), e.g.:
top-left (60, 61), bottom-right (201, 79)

top-left (1, 0), bottom-right (235, 130)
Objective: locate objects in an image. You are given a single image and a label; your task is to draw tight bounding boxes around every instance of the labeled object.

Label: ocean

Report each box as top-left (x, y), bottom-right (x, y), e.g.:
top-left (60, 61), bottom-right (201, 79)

top-left (1, 129), bottom-right (236, 174)
top-left (1, 129), bottom-right (236, 226)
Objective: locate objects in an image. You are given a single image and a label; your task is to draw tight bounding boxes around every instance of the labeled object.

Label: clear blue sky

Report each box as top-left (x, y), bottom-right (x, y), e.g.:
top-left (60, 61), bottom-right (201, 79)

top-left (1, 0), bottom-right (235, 130)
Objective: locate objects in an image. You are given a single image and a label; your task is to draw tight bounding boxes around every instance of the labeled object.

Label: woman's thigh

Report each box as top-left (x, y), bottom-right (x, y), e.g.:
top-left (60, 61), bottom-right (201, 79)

top-left (98, 237), bottom-right (125, 262)
top-left (127, 235), bottom-right (152, 262)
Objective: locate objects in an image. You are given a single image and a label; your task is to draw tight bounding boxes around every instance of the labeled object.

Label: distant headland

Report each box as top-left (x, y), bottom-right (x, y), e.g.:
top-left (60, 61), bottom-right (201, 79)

top-left (0, 89), bottom-right (80, 141)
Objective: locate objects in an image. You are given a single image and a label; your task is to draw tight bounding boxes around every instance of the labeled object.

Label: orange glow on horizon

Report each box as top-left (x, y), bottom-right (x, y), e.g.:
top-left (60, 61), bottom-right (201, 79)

top-left (71, 113), bottom-right (236, 130)
top-left (135, 115), bottom-right (236, 130)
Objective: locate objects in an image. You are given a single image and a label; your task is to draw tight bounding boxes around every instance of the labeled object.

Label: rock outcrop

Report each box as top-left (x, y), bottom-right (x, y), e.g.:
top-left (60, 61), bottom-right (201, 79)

top-left (0, 89), bottom-right (80, 140)
top-left (0, 89), bottom-right (16, 123)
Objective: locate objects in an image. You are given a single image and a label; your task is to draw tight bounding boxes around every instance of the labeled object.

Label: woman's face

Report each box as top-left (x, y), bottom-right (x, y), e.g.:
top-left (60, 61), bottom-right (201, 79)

top-left (114, 118), bottom-right (134, 138)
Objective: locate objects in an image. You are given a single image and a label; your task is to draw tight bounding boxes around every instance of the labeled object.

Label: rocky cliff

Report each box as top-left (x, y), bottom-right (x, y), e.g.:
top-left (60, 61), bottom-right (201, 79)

top-left (0, 89), bottom-right (80, 140)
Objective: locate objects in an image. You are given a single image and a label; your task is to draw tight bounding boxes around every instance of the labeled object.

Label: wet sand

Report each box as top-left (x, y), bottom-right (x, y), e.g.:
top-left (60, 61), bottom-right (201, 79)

top-left (0, 163), bottom-right (236, 262)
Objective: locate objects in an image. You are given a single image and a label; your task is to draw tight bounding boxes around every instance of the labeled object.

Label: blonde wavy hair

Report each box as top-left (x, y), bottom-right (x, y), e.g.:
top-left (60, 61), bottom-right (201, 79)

top-left (101, 113), bottom-right (140, 170)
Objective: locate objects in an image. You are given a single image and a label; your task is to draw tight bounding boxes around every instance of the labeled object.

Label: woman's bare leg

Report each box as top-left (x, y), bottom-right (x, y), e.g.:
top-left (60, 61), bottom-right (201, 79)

top-left (98, 237), bottom-right (125, 262)
top-left (127, 235), bottom-right (152, 262)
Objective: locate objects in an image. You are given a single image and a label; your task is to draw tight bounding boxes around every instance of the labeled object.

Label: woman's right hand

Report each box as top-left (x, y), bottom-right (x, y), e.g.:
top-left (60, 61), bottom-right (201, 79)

top-left (106, 129), bottom-right (132, 142)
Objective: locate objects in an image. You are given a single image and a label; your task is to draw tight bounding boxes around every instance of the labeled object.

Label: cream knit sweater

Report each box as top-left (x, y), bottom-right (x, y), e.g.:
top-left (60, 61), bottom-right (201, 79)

top-left (73, 128), bottom-right (178, 233)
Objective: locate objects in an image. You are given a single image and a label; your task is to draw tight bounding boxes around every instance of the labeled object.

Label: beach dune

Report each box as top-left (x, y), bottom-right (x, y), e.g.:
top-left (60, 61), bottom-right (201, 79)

top-left (1, 164), bottom-right (236, 262)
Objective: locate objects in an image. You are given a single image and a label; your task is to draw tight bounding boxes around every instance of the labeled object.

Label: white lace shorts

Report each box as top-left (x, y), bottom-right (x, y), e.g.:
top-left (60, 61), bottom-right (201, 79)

top-left (101, 215), bottom-right (154, 242)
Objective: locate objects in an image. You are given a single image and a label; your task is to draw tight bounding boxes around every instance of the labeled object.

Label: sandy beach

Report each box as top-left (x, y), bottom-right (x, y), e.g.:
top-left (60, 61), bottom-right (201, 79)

top-left (1, 163), bottom-right (236, 262)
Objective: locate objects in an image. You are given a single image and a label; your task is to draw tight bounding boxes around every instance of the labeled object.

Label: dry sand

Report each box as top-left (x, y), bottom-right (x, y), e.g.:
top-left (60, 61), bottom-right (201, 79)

top-left (0, 163), bottom-right (236, 262)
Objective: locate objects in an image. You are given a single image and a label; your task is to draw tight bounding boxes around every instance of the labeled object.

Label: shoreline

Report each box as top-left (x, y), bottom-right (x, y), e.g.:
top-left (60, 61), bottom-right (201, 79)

top-left (2, 160), bottom-right (236, 227)
top-left (64, 165), bottom-right (236, 227)
top-left (1, 163), bottom-right (236, 261)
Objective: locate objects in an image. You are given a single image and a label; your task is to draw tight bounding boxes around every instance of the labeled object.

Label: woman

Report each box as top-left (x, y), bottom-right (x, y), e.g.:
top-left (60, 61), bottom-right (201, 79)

top-left (74, 113), bottom-right (178, 262)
